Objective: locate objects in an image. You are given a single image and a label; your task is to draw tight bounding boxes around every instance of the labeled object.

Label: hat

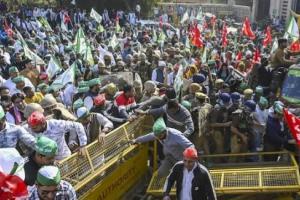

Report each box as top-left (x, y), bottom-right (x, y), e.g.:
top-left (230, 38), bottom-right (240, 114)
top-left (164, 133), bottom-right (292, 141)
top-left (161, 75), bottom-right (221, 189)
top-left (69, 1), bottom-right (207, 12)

top-left (158, 61), bottom-right (166, 67)
top-left (220, 93), bottom-right (231, 103)
top-left (0, 105), bottom-right (5, 120)
top-left (27, 111), bottom-right (46, 127)
top-left (35, 136), bottom-right (58, 157)
top-left (189, 83), bottom-right (202, 93)
top-left (192, 74), bottom-right (206, 84)
top-left (0, 148), bottom-right (25, 180)
top-left (37, 83), bottom-right (48, 92)
top-left (12, 76), bottom-right (25, 84)
top-left (78, 81), bottom-right (89, 88)
top-left (153, 117), bottom-right (167, 137)
top-left (195, 92), bottom-right (207, 100)
top-left (273, 102), bottom-right (284, 114)
top-left (258, 97), bottom-right (268, 108)
top-left (73, 99), bottom-right (84, 111)
top-left (215, 79), bottom-right (224, 84)
top-left (244, 100), bottom-right (256, 112)
top-left (231, 92), bottom-right (241, 102)
top-left (37, 166), bottom-right (61, 186)
top-left (88, 78), bottom-right (101, 87)
top-left (255, 86), bottom-right (264, 95)
top-left (94, 94), bottom-right (106, 106)
top-left (239, 82), bottom-right (248, 91)
top-left (105, 83), bottom-right (118, 95)
top-left (244, 89), bottom-right (253, 96)
top-left (24, 103), bottom-right (44, 119)
top-left (76, 106), bottom-right (89, 119)
top-left (183, 147), bottom-right (198, 160)
top-left (77, 87), bottom-right (89, 93)
top-left (144, 81), bottom-right (156, 93)
top-left (181, 100), bottom-right (191, 110)
top-left (9, 67), bottom-right (19, 74)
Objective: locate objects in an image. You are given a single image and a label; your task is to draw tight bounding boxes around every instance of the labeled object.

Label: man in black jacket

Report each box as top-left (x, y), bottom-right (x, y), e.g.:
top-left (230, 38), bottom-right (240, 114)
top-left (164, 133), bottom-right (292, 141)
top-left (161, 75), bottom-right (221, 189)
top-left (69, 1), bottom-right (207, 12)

top-left (163, 147), bottom-right (217, 200)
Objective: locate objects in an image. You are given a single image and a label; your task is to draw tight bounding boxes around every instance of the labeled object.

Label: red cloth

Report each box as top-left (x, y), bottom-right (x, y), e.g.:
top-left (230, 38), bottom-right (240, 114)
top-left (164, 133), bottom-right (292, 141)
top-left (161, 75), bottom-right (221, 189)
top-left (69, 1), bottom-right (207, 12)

top-left (183, 147), bottom-right (198, 160)
top-left (263, 26), bottom-right (272, 47)
top-left (222, 21), bottom-right (228, 47)
top-left (115, 92), bottom-right (135, 107)
top-left (27, 111), bottom-right (46, 127)
top-left (253, 48), bottom-right (261, 63)
top-left (289, 40), bottom-right (300, 52)
top-left (64, 12), bottom-right (71, 24)
top-left (242, 17), bottom-right (255, 40)
top-left (283, 109), bottom-right (300, 145)
top-left (236, 51), bottom-right (243, 61)
top-left (0, 172), bottom-right (28, 199)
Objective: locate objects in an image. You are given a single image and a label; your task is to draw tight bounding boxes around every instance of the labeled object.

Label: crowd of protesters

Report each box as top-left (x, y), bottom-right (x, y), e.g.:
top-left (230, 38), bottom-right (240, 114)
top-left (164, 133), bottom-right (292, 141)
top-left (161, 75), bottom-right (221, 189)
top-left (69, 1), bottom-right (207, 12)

top-left (0, 3), bottom-right (300, 199)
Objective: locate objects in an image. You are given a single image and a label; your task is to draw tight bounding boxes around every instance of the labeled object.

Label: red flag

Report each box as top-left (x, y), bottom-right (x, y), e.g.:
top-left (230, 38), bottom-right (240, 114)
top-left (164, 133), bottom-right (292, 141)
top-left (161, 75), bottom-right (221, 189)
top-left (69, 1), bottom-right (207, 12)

top-left (253, 48), bottom-right (261, 63)
top-left (289, 40), bottom-right (300, 53)
top-left (236, 51), bottom-right (242, 61)
top-left (222, 21), bottom-right (228, 47)
top-left (242, 17), bottom-right (255, 40)
top-left (159, 16), bottom-right (163, 28)
top-left (191, 25), bottom-right (203, 48)
top-left (3, 19), bottom-right (13, 38)
top-left (0, 172), bottom-right (28, 199)
top-left (283, 109), bottom-right (300, 145)
top-left (263, 26), bottom-right (272, 47)
top-left (63, 12), bottom-right (71, 24)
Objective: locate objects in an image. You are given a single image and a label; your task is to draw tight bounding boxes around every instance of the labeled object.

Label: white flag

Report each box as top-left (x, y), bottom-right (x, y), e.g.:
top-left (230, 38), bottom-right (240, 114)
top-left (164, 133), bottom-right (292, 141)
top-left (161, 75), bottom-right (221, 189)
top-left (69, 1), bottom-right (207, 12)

top-left (285, 16), bottom-right (299, 41)
top-left (71, 0), bottom-right (76, 5)
top-left (181, 11), bottom-right (189, 24)
top-left (271, 37), bottom-right (278, 54)
top-left (51, 62), bottom-right (76, 87)
top-left (90, 8), bottom-right (102, 23)
top-left (47, 56), bottom-right (61, 80)
top-left (109, 34), bottom-right (119, 49)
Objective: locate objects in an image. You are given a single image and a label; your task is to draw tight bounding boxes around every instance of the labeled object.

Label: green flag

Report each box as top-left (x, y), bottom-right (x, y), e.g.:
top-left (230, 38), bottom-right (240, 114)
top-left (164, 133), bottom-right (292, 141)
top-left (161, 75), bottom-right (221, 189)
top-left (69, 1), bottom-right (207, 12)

top-left (74, 27), bottom-right (87, 55)
top-left (97, 24), bottom-right (104, 33)
top-left (202, 46), bottom-right (207, 64)
top-left (271, 37), bottom-right (278, 54)
top-left (51, 62), bottom-right (76, 87)
top-left (47, 56), bottom-right (61, 80)
top-left (152, 29), bottom-right (157, 42)
top-left (115, 21), bottom-right (121, 33)
top-left (38, 17), bottom-right (53, 32)
top-left (181, 11), bottom-right (189, 24)
top-left (109, 34), bottom-right (119, 49)
top-left (157, 31), bottom-right (166, 44)
top-left (90, 8), bottom-right (102, 24)
top-left (285, 16), bottom-right (299, 41)
top-left (84, 43), bottom-right (94, 66)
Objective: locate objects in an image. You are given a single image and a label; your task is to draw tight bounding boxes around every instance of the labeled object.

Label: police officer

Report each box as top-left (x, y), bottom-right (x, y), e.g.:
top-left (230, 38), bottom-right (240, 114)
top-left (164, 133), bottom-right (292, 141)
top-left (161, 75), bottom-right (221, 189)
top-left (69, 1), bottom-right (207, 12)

top-left (209, 93), bottom-right (232, 154)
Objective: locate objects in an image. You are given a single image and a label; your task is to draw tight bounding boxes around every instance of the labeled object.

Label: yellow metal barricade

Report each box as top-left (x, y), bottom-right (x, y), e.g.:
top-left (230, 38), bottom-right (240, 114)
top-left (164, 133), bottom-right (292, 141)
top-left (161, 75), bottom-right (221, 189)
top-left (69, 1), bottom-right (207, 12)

top-left (147, 152), bottom-right (300, 196)
top-left (57, 116), bottom-right (153, 200)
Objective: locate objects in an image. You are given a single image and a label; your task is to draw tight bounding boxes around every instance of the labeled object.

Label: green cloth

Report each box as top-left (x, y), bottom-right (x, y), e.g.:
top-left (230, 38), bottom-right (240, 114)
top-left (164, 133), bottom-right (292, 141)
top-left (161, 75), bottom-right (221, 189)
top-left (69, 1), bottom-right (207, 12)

top-left (88, 78), bottom-right (101, 87)
top-left (12, 76), bottom-right (25, 84)
top-left (37, 83), bottom-right (48, 91)
top-left (35, 136), bottom-right (58, 157)
top-left (258, 97), bottom-right (268, 108)
top-left (73, 99), bottom-right (84, 110)
top-left (181, 100), bottom-right (191, 110)
top-left (37, 166), bottom-right (61, 186)
top-left (9, 66), bottom-right (19, 73)
top-left (77, 87), bottom-right (89, 93)
top-left (0, 106), bottom-right (5, 119)
top-left (153, 117), bottom-right (167, 137)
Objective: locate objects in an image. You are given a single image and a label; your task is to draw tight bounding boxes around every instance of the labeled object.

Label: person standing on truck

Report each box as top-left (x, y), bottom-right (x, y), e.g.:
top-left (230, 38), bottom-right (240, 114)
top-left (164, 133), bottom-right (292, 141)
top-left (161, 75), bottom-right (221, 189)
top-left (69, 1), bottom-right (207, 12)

top-left (163, 147), bottom-right (217, 200)
top-left (132, 117), bottom-right (194, 177)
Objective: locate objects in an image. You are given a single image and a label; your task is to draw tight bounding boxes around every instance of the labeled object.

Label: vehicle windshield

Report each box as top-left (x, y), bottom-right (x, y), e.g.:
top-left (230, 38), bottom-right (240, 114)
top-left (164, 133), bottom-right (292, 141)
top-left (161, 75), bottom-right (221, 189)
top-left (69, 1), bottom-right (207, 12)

top-left (281, 69), bottom-right (300, 100)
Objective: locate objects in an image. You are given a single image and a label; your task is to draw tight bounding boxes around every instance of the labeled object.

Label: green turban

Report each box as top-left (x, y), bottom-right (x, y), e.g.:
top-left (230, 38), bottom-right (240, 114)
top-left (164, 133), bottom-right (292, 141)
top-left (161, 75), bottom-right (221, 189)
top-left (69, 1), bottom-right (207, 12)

top-left (153, 117), bottom-right (167, 137)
